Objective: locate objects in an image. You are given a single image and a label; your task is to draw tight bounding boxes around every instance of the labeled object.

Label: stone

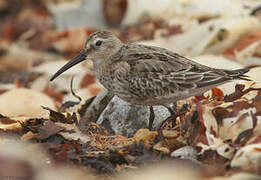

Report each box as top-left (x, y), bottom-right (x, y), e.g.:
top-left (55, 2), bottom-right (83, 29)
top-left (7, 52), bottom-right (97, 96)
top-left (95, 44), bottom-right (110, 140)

top-left (84, 89), bottom-right (171, 137)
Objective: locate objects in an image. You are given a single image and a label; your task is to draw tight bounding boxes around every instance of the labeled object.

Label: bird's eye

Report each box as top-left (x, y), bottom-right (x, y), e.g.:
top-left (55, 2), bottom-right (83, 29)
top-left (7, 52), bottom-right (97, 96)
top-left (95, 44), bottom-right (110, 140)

top-left (95, 40), bottom-right (102, 47)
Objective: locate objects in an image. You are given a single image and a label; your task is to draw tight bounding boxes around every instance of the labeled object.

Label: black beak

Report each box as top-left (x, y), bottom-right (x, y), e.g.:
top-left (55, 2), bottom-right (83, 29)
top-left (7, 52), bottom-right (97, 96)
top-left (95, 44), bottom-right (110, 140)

top-left (50, 49), bottom-right (87, 81)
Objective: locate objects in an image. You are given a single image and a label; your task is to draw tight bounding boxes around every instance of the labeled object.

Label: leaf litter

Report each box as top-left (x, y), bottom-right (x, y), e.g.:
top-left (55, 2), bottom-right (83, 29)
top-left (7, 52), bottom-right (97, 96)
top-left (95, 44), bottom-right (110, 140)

top-left (1, 0), bottom-right (261, 179)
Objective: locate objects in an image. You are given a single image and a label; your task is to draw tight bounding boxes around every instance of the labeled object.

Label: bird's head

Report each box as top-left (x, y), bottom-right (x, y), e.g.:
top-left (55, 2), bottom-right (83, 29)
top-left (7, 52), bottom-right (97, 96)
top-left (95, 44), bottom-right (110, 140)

top-left (50, 30), bottom-right (122, 81)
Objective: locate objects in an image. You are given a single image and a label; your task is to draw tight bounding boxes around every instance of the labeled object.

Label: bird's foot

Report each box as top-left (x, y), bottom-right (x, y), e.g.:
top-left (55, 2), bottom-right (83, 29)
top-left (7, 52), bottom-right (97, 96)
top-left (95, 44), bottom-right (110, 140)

top-left (158, 103), bottom-right (189, 147)
top-left (165, 103), bottom-right (188, 127)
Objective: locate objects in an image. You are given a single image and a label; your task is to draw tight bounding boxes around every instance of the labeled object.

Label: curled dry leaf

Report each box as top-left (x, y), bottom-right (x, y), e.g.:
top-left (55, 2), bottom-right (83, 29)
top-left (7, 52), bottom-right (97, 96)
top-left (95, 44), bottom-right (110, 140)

top-left (0, 88), bottom-right (56, 120)
top-left (2, 1), bottom-right (261, 178)
top-left (195, 102), bottom-right (236, 159)
top-left (224, 29), bottom-right (261, 60)
top-left (0, 114), bottom-right (17, 125)
top-left (231, 143), bottom-right (261, 170)
top-left (47, 28), bottom-right (96, 53)
top-left (37, 120), bottom-right (65, 140)
top-left (211, 88), bottom-right (224, 101)
top-left (224, 84), bottom-right (261, 102)
top-left (56, 122), bottom-right (91, 144)
top-left (191, 80), bottom-right (261, 164)
top-left (42, 106), bottom-right (76, 123)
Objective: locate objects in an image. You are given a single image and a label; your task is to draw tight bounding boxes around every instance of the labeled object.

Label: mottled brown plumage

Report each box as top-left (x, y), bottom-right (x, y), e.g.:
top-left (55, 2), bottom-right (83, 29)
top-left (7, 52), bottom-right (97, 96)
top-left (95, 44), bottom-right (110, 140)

top-left (50, 30), bottom-right (250, 107)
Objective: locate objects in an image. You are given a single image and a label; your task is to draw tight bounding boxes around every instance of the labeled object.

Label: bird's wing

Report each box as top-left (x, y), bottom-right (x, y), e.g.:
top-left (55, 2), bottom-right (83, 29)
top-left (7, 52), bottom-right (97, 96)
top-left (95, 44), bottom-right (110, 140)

top-left (111, 44), bottom-right (231, 99)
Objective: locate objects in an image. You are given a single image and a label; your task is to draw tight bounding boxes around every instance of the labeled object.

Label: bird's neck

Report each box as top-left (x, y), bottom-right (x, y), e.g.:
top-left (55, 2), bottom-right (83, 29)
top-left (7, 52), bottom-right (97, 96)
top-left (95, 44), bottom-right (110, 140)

top-left (92, 57), bottom-right (111, 80)
top-left (92, 58), bottom-right (104, 69)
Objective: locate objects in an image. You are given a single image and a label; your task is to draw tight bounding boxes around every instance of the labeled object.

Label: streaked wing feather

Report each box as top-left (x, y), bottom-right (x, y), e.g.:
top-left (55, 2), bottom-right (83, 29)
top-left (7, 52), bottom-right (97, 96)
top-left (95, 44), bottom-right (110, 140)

top-left (115, 44), bottom-right (229, 98)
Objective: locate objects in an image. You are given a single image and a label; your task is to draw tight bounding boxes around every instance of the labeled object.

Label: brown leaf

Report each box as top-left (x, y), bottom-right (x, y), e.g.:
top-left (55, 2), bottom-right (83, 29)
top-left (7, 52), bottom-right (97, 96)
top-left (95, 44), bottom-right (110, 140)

top-left (212, 107), bottom-right (230, 125)
top-left (211, 88), bottom-right (224, 101)
top-left (253, 147), bottom-right (261, 152)
top-left (194, 94), bottom-right (209, 103)
top-left (38, 121), bottom-right (64, 140)
top-left (80, 73), bottom-right (96, 88)
top-left (41, 106), bottom-right (67, 123)
top-left (47, 28), bottom-right (96, 53)
top-left (253, 91), bottom-right (261, 112)
top-left (0, 114), bottom-right (16, 125)
top-left (224, 84), bottom-right (261, 103)
top-left (231, 101), bottom-right (252, 116)
top-left (46, 143), bottom-right (80, 163)
top-left (251, 111), bottom-right (258, 129)
top-left (234, 128), bottom-right (253, 145)
top-left (195, 103), bottom-right (208, 145)
top-left (224, 84), bottom-right (245, 102)
top-left (224, 29), bottom-right (261, 57)
top-left (102, 0), bottom-right (127, 25)
top-left (165, 25), bottom-right (182, 36)
top-left (44, 87), bottom-right (64, 103)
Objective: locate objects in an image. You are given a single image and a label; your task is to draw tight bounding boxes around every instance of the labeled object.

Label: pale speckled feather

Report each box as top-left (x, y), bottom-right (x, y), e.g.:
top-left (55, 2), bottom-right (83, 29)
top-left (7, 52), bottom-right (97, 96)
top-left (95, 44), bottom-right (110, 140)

top-left (51, 30), bottom-right (250, 106)
top-left (97, 42), bottom-right (248, 106)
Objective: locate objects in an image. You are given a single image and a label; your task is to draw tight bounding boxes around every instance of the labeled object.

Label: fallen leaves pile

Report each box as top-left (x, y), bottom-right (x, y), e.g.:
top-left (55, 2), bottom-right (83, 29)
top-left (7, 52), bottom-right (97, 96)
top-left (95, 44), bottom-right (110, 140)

top-left (1, 0), bottom-right (261, 179)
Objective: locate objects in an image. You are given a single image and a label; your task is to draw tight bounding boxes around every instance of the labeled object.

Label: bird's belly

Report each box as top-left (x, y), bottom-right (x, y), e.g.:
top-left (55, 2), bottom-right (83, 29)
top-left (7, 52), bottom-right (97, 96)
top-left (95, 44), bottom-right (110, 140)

top-left (116, 87), bottom-right (212, 106)
top-left (119, 85), bottom-right (222, 106)
top-left (102, 82), bottom-right (190, 106)
top-left (99, 76), bottom-right (219, 106)
top-left (117, 91), bottom-right (191, 106)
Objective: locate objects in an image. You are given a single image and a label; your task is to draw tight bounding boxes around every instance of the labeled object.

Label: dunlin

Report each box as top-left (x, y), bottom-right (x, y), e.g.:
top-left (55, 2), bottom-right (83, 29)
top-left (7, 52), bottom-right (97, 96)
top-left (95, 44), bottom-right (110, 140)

top-left (50, 31), bottom-right (250, 130)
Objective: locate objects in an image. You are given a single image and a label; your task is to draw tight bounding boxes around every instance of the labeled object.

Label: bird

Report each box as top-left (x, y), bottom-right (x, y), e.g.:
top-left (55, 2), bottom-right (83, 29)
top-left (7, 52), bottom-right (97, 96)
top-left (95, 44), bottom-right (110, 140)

top-left (50, 30), bottom-right (250, 130)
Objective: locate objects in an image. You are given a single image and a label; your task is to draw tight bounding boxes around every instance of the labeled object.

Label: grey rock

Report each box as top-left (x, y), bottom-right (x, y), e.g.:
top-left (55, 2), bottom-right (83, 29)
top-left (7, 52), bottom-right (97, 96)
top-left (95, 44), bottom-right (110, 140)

top-left (83, 88), bottom-right (171, 137)
top-left (96, 95), bottom-right (170, 137)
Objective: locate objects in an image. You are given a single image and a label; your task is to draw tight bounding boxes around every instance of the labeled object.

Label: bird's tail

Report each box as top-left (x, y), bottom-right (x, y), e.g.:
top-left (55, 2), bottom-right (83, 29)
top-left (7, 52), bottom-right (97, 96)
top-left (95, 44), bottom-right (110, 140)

top-left (223, 68), bottom-right (251, 81)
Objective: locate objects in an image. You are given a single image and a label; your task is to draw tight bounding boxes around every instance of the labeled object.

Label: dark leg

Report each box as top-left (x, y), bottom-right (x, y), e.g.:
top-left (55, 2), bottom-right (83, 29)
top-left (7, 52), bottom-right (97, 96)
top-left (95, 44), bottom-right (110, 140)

top-left (149, 106), bottom-right (155, 131)
top-left (167, 107), bottom-right (175, 115)
top-left (165, 102), bottom-right (177, 114)
top-left (180, 103), bottom-right (189, 113)
top-left (165, 102), bottom-right (178, 127)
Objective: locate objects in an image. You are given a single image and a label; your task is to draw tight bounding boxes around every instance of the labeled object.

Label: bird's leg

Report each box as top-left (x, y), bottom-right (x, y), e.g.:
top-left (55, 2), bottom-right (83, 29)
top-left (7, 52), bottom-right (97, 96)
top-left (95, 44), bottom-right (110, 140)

top-left (166, 102), bottom-right (178, 127)
top-left (180, 103), bottom-right (189, 114)
top-left (162, 102), bottom-right (189, 128)
top-left (158, 103), bottom-right (189, 147)
top-left (160, 103), bottom-right (177, 130)
top-left (149, 106), bottom-right (155, 131)
top-left (166, 101), bottom-right (177, 114)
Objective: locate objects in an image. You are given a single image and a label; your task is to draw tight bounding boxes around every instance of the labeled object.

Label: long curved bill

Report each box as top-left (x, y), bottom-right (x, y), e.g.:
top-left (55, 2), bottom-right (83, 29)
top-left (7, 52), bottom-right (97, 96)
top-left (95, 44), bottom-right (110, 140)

top-left (50, 49), bottom-right (87, 81)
